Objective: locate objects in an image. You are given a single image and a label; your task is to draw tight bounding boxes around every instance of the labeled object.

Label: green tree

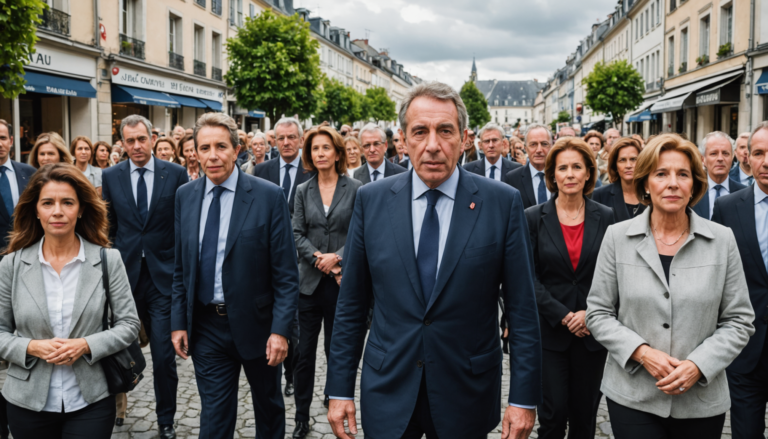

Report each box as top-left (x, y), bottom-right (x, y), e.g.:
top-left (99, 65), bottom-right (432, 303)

top-left (460, 81), bottom-right (491, 130)
top-left (550, 111), bottom-right (571, 132)
top-left (0, 0), bottom-right (47, 99)
top-left (315, 78), bottom-right (351, 127)
top-left (344, 89), bottom-right (369, 125)
top-left (225, 9), bottom-right (322, 123)
top-left (582, 59), bottom-right (645, 127)
top-left (365, 87), bottom-right (396, 123)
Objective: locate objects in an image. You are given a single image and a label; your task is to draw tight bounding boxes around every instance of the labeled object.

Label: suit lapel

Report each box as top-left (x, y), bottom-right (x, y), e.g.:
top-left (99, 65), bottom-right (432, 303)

top-left (737, 187), bottom-right (768, 284)
top-left (12, 161), bottom-right (30, 192)
top-left (634, 232), bottom-right (671, 292)
top-left (694, 191), bottom-right (710, 219)
top-left (611, 183), bottom-right (630, 222)
top-left (359, 166), bottom-right (371, 184)
top-left (308, 177), bottom-right (326, 222)
top-left (117, 162), bottom-right (142, 225)
top-left (520, 166), bottom-right (536, 207)
top-left (326, 176), bottom-right (347, 217)
top-left (427, 169), bottom-right (480, 312)
top-left (268, 158), bottom-right (280, 186)
top-left (575, 200), bottom-right (600, 274)
top-left (145, 158), bottom-right (168, 228)
top-left (188, 178), bottom-right (205, 292)
top-left (19, 246), bottom-right (54, 337)
top-left (387, 174), bottom-right (424, 307)
top-left (541, 198), bottom-right (573, 273)
top-left (68, 248), bottom-right (102, 337)
top-left (224, 170), bottom-right (254, 260)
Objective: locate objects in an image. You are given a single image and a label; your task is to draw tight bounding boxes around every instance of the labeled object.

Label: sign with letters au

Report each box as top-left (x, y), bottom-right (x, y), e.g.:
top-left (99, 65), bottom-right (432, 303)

top-left (112, 65), bottom-right (225, 101)
top-left (27, 43), bottom-right (96, 78)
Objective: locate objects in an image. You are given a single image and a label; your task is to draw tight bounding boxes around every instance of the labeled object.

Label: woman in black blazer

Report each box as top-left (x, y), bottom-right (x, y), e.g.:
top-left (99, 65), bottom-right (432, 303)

top-left (525, 137), bottom-right (615, 439)
top-left (592, 137), bottom-right (645, 222)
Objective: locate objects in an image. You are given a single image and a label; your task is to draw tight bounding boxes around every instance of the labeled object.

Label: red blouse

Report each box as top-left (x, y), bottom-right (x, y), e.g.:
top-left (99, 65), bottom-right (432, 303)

top-left (560, 222), bottom-right (584, 271)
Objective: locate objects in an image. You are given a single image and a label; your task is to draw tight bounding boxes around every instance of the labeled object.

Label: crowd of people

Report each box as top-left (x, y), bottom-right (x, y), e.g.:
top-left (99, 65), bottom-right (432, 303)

top-left (0, 79), bottom-right (764, 439)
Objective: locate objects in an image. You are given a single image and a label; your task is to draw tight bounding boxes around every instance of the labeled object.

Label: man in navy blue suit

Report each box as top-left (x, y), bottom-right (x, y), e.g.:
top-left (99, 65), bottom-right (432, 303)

top-left (171, 113), bottom-right (299, 439)
top-left (692, 131), bottom-right (747, 220)
top-left (712, 122), bottom-right (768, 438)
top-left (326, 82), bottom-right (542, 439)
top-left (102, 115), bottom-right (188, 439)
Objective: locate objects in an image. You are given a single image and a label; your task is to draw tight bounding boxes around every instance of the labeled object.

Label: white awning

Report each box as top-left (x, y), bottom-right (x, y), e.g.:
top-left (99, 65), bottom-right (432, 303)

top-left (650, 69), bottom-right (743, 114)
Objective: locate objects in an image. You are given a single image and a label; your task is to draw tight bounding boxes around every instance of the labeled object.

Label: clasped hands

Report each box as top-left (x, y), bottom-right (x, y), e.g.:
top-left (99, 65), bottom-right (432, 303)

top-left (314, 252), bottom-right (342, 285)
top-left (631, 345), bottom-right (702, 396)
top-left (561, 310), bottom-right (589, 337)
top-left (27, 338), bottom-right (91, 366)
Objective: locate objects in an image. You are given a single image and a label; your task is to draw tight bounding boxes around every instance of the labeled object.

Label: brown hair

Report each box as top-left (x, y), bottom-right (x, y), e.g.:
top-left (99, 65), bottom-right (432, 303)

top-left (153, 137), bottom-right (179, 163)
top-left (69, 136), bottom-right (94, 163)
top-left (302, 127), bottom-right (348, 175)
top-left (28, 133), bottom-right (73, 168)
top-left (91, 141), bottom-right (112, 166)
top-left (177, 133), bottom-right (196, 167)
top-left (583, 130), bottom-right (605, 149)
top-left (633, 133), bottom-right (708, 207)
top-left (5, 163), bottom-right (110, 254)
top-left (607, 138), bottom-right (642, 183)
top-left (544, 137), bottom-right (598, 195)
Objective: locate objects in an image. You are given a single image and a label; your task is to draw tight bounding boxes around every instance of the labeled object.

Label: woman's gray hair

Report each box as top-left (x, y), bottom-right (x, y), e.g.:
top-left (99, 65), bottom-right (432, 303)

top-left (398, 82), bottom-right (467, 135)
top-left (699, 131), bottom-right (735, 156)
top-left (251, 132), bottom-right (268, 145)
top-left (193, 113), bottom-right (239, 150)
top-left (524, 123), bottom-right (553, 145)
top-left (274, 117), bottom-right (304, 138)
top-left (478, 123), bottom-right (505, 140)
top-left (120, 115), bottom-right (152, 141)
top-left (358, 123), bottom-right (387, 144)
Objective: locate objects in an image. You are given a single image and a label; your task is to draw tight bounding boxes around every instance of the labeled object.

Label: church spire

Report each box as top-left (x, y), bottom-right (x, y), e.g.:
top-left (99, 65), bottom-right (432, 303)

top-left (470, 57), bottom-right (478, 82)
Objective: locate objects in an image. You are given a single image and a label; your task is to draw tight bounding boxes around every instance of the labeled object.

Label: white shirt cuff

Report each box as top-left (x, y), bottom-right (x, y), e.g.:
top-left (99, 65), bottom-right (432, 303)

top-left (329, 396), bottom-right (354, 400)
top-left (509, 403), bottom-right (536, 409)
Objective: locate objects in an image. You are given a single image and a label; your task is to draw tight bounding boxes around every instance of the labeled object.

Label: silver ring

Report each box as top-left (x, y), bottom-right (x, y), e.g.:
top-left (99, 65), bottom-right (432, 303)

top-left (679, 387), bottom-right (685, 392)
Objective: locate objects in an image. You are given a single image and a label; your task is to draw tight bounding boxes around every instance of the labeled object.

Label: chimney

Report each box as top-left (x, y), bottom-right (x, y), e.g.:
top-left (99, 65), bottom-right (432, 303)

top-left (534, 78), bottom-right (538, 82)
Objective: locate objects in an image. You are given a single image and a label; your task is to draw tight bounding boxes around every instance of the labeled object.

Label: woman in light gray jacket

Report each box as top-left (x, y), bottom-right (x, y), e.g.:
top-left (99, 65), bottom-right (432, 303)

top-left (586, 134), bottom-right (755, 439)
top-left (0, 163), bottom-right (139, 439)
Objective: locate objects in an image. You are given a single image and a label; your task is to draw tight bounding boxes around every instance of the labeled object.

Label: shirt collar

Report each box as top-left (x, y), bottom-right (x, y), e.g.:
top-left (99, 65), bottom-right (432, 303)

top-left (38, 234), bottom-right (86, 266)
top-left (279, 154), bottom-right (301, 169)
top-left (367, 160), bottom-right (386, 175)
top-left (755, 183), bottom-right (768, 205)
top-left (205, 167), bottom-right (239, 195)
top-left (412, 166), bottom-right (459, 201)
top-left (708, 175), bottom-right (729, 192)
top-left (485, 156), bottom-right (500, 171)
top-left (1, 160), bottom-right (13, 173)
top-left (739, 167), bottom-right (751, 181)
top-left (529, 162), bottom-right (544, 177)
top-left (130, 156), bottom-right (155, 173)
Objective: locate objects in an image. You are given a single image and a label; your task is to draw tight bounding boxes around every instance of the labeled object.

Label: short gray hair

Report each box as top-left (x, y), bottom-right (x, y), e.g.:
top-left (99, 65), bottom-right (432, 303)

top-left (524, 123), bottom-right (553, 145)
top-left (398, 81), bottom-right (468, 136)
top-left (358, 123), bottom-right (386, 144)
top-left (478, 123), bottom-right (505, 140)
top-left (700, 131), bottom-right (735, 156)
top-left (748, 121), bottom-right (768, 153)
top-left (120, 115), bottom-right (152, 141)
top-left (274, 117), bottom-right (304, 138)
top-left (251, 132), bottom-right (268, 145)
top-left (193, 112), bottom-right (239, 150)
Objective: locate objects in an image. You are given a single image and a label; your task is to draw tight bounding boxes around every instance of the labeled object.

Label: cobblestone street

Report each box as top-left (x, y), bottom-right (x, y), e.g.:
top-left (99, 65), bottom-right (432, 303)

top-left (99, 330), bottom-right (754, 439)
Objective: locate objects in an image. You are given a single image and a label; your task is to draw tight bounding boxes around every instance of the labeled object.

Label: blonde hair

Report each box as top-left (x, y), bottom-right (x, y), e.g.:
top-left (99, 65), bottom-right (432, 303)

top-left (28, 132), bottom-right (73, 168)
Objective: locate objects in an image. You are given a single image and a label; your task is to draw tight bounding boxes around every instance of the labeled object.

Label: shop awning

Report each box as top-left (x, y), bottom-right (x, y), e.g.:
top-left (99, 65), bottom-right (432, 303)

top-left (247, 110), bottom-right (266, 118)
top-left (168, 94), bottom-right (207, 108)
top-left (199, 99), bottom-right (223, 111)
top-left (111, 85), bottom-right (180, 108)
top-left (756, 70), bottom-right (768, 95)
top-left (627, 110), bottom-right (658, 122)
top-left (649, 70), bottom-right (743, 114)
top-left (23, 71), bottom-right (97, 98)
top-left (625, 98), bottom-right (659, 120)
top-left (695, 76), bottom-right (742, 106)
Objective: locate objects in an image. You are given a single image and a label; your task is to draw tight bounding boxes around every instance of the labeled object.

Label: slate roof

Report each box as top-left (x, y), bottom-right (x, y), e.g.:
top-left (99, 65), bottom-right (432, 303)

top-left (476, 80), bottom-right (546, 107)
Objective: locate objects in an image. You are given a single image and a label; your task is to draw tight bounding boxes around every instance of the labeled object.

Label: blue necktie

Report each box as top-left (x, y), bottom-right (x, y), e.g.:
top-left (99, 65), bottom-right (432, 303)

top-left (372, 170), bottom-right (380, 182)
top-left (714, 184), bottom-right (723, 200)
top-left (0, 167), bottom-right (13, 219)
top-left (198, 186), bottom-right (226, 305)
top-left (489, 165), bottom-right (497, 180)
top-left (748, 176), bottom-right (754, 186)
top-left (282, 164), bottom-right (292, 199)
top-left (136, 168), bottom-right (148, 225)
top-left (537, 172), bottom-right (547, 205)
top-left (417, 190), bottom-right (442, 304)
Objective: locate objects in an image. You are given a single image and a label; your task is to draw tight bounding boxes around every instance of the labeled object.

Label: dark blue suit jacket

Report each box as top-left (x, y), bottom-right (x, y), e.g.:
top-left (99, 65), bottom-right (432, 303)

top-left (102, 157), bottom-right (189, 296)
top-left (729, 165), bottom-right (741, 183)
top-left (712, 185), bottom-right (768, 374)
top-left (171, 170), bottom-right (299, 359)
top-left (691, 178), bottom-right (747, 219)
top-left (0, 161), bottom-right (35, 250)
top-left (463, 156), bottom-right (522, 178)
top-left (325, 167), bottom-right (542, 438)
top-left (251, 157), bottom-right (315, 215)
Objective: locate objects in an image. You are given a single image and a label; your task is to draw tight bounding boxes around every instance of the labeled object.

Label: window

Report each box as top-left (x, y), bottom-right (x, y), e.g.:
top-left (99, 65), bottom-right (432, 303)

top-left (656, 0), bottom-right (660, 24)
top-left (212, 0), bottom-right (222, 15)
top-left (700, 15), bottom-right (710, 58)
top-left (668, 36), bottom-right (675, 76)
top-left (681, 28), bottom-right (688, 68)
top-left (626, 30), bottom-right (629, 49)
top-left (229, 0), bottom-right (234, 25)
top-left (121, 0), bottom-right (135, 36)
top-left (194, 25), bottom-right (204, 61)
top-left (640, 59), bottom-right (645, 81)
top-left (169, 15), bottom-right (181, 54)
top-left (249, 4), bottom-right (254, 18)
top-left (670, 0), bottom-right (676, 11)
top-left (212, 32), bottom-right (222, 68)
top-left (237, 0), bottom-right (243, 26)
top-left (650, 54), bottom-right (654, 82)
top-left (720, 4), bottom-right (733, 46)
top-left (636, 19), bottom-right (639, 39)
top-left (651, 4), bottom-right (655, 27)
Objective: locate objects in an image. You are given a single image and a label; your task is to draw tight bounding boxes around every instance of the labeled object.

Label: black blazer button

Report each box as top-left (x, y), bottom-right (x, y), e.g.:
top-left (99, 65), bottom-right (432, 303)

top-left (424, 319), bottom-right (431, 326)
top-left (417, 360), bottom-right (423, 368)
top-left (663, 323), bottom-right (670, 329)
top-left (664, 292), bottom-right (670, 299)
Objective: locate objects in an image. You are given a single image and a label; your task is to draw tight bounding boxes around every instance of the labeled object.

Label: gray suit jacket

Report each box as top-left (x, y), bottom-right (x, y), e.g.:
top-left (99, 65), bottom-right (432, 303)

top-left (352, 160), bottom-right (406, 184)
top-left (586, 207), bottom-right (754, 419)
top-left (293, 174), bottom-right (362, 295)
top-left (0, 239), bottom-right (140, 412)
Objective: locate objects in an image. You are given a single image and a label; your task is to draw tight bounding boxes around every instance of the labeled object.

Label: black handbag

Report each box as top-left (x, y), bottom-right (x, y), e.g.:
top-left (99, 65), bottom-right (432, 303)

top-left (99, 248), bottom-right (146, 395)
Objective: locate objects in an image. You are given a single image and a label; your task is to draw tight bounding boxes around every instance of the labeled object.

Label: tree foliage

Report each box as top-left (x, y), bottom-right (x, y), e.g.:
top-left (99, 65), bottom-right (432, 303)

top-left (0, 0), bottom-right (47, 99)
top-left (365, 87), bottom-right (396, 123)
top-left (225, 10), bottom-right (322, 123)
top-left (550, 111), bottom-right (571, 132)
top-left (582, 59), bottom-right (645, 127)
top-left (315, 78), bottom-right (371, 127)
top-left (460, 81), bottom-right (491, 130)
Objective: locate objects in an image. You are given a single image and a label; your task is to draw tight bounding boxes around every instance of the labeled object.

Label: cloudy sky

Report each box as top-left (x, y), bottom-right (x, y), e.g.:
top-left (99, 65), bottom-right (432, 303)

top-left (293, 0), bottom-right (619, 89)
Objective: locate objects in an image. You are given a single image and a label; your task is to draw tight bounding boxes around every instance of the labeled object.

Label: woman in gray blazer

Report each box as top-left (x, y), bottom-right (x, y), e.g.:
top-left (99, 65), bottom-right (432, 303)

top-left (586, 134), bottom-right (755, 439)
top-left (0, 163), bottom-right (140, 439)
top-left (291, 126), bottom-right (362, 439)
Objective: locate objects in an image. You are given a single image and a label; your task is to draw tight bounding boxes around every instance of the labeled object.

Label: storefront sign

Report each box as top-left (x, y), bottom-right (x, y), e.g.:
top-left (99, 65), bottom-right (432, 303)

top-left (112, 65), bottom-right (225, 101)
top-left (27, 43), bottom-right (97, 78)
top-left (696, 90), bottom-right (721, 106)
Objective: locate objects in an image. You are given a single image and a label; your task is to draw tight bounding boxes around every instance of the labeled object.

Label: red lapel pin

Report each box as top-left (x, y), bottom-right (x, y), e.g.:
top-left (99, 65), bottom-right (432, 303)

top-left (469, 202), bottom-right (475, 210)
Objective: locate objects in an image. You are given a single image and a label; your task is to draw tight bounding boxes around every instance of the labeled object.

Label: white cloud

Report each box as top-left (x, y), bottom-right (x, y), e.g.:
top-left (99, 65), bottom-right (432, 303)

top-left (400, 5), bottom-right (437, 24)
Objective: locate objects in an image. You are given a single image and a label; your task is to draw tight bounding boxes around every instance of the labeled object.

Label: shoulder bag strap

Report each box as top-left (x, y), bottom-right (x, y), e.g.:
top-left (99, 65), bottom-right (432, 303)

top-left (100, 247), bottom-right (111, 331)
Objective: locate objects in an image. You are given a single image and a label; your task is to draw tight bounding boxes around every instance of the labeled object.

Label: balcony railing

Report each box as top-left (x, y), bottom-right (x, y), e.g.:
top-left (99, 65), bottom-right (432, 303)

top-left (212, 0), bottom-right (222, 15)
top-left (169, 52), bottom-right (184, 71)
top-left (668, 66), bottom-right (674, 78)
top-left (119, 34), bottom-right (145, 60)
top-left (194, 60), bottom-right (206, 77)
top-left (38, 8), bottom-right (70, 36)
top-left (645, 81), bottom-right (658, 92)
top-left (195, 0), bottom-right (206, 7)
top-left (212, 67), bottom-right (223, 81)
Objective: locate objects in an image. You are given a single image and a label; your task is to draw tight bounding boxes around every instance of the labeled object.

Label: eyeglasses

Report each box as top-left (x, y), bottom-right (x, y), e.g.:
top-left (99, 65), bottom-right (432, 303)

top-left (276, 135), bottom-right (299, 142)
top-left (362, 141), bottom-right (385, 150)
top-left (481, 138), bottom-right (502, 145)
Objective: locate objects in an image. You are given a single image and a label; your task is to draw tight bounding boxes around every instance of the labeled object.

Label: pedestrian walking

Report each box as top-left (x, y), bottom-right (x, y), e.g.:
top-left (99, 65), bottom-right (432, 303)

top-left (586, 134), bottom-right (755, 439)
top-left (503, 123), bottom-right (553, 209)
top-left (28, 133), bottom-right (72, 169)
top-left (692, 131), bottom-right (747, 220)
top-left (240, 133), bottom-right (268, 174)
top-left (70, 136), bottom-right (103, 196)
top-left (592, 138), bottom-right (645, 222)
top-left (179, 134), bottom-right (202, 181)
top-left (344, 136), bottom-right (364, 177)
top-left (91, 141), bottom-right (113, 169)
top-left (463, 123), bottom-right (521, 180)
top-left (153, 137), bottom-right (181, 165)
top-left (0, 163), bottom-right (140, 439)
top-left (352, 123), bottom-right (406, 184)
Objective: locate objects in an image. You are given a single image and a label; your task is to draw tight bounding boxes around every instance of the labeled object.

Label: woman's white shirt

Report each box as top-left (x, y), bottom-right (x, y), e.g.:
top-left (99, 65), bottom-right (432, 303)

top-left (38, 236), bottom-right (89, 413)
